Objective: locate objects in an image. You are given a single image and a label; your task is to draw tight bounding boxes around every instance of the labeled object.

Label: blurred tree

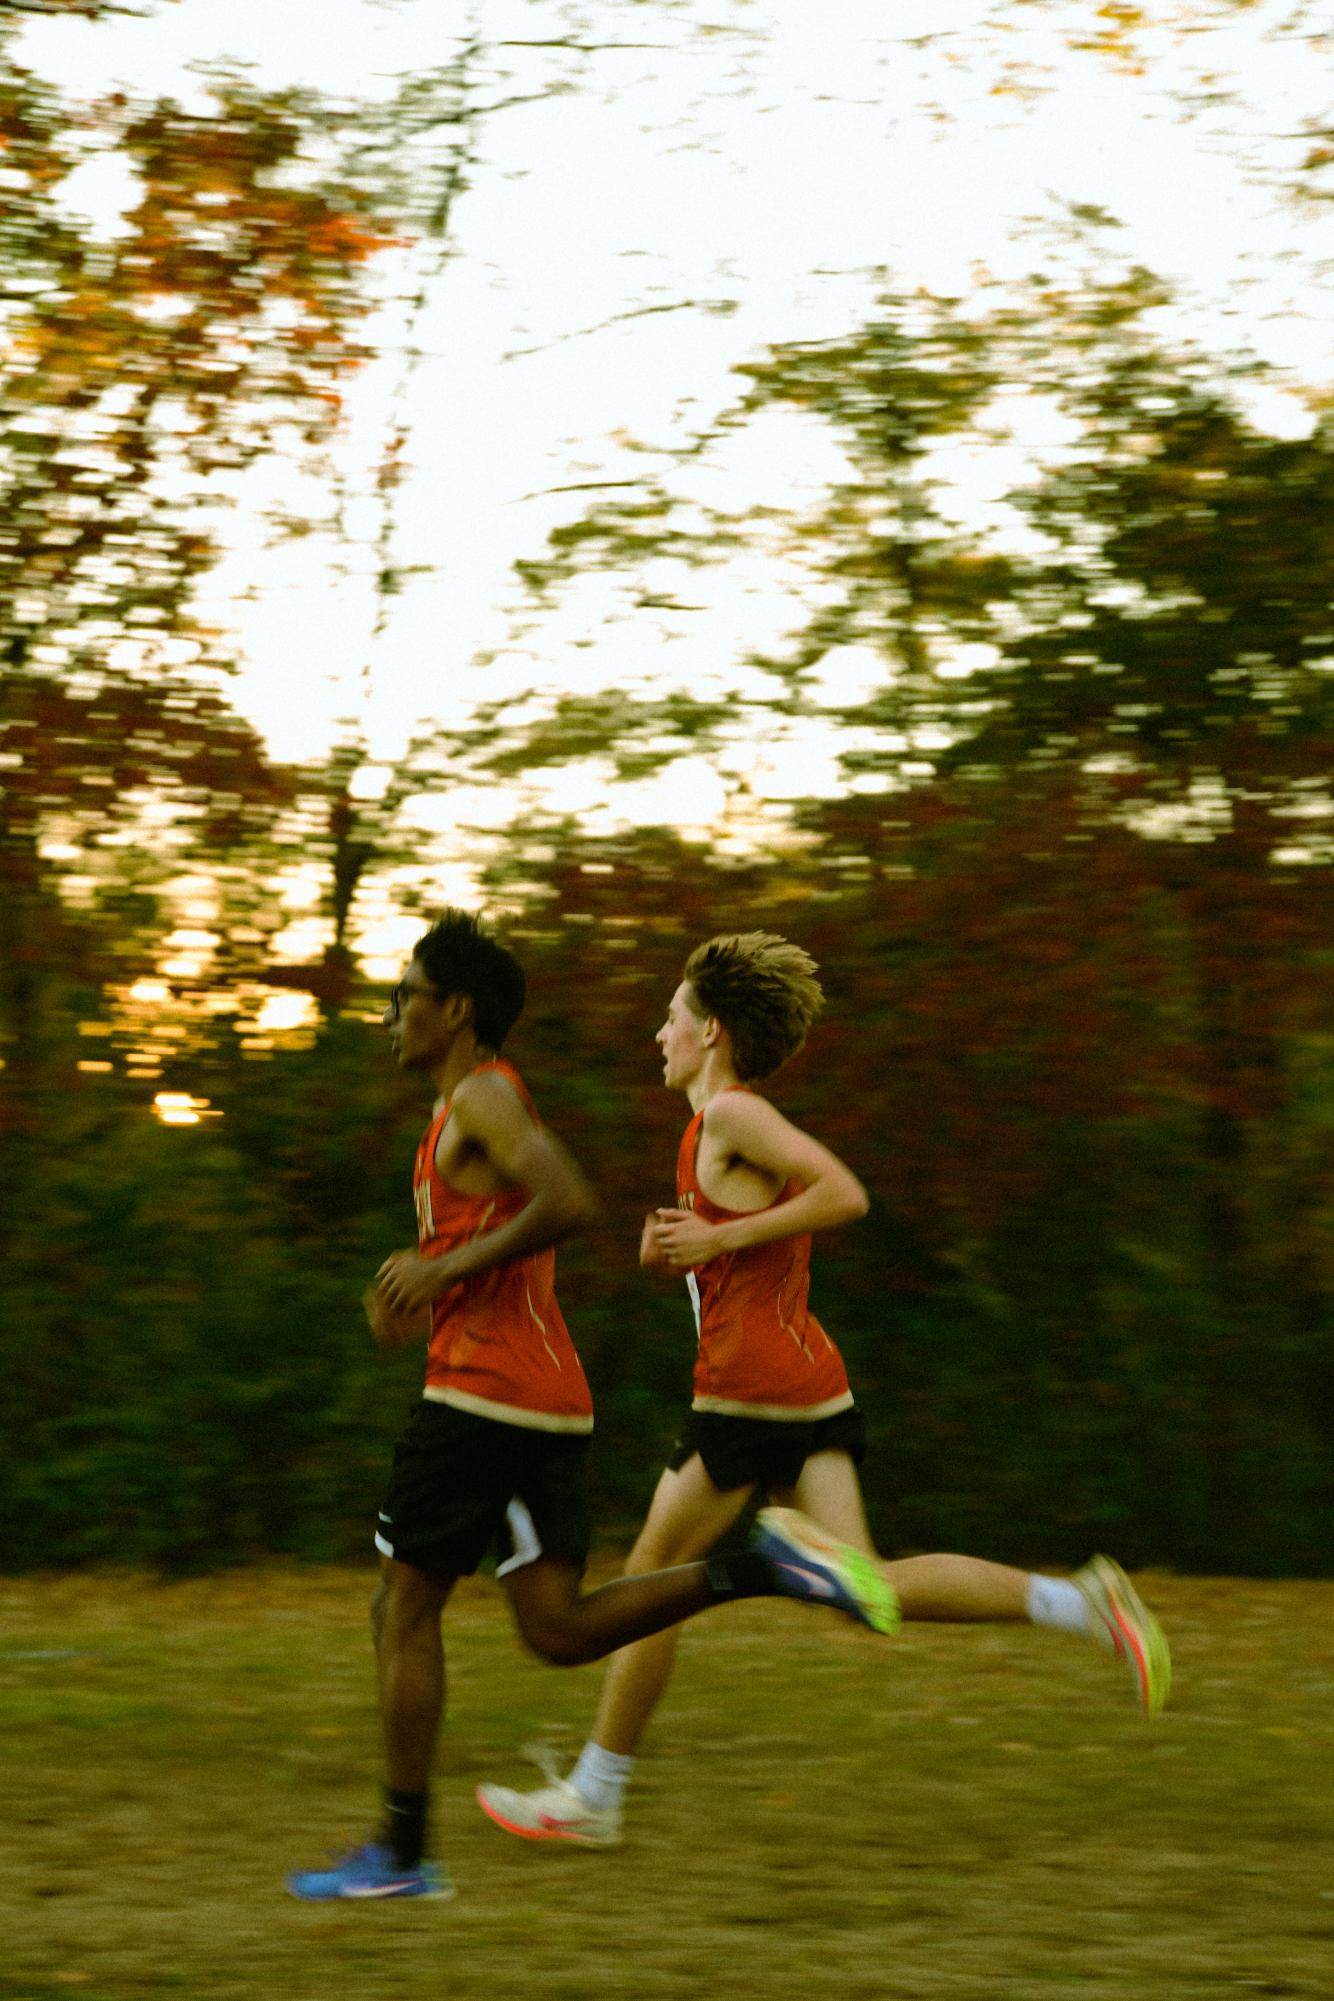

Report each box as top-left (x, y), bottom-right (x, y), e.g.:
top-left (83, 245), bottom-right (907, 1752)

top-left (0, 18), bottom-right (396, 1169)
top-left (482, 259), bottom-right (1334, 1569)
top-left (0, 11), bottom-right (406, 1545)
top-left (6, 5), bottom-right (1334, 1576)
top-left (752, 278), bottom-right (1334, 1559)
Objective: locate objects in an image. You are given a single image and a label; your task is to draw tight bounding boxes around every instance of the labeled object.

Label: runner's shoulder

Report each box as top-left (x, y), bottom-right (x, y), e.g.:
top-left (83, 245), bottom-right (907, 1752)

top-left (452, 1063), bottom-right (527, 1128)
top-left (702, 1087), bottom-right (781, 1145)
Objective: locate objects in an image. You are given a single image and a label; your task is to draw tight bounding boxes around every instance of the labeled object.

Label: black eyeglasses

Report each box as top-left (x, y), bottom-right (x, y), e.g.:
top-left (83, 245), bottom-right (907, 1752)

top-left (388, 975), bottom-right (438, 1016)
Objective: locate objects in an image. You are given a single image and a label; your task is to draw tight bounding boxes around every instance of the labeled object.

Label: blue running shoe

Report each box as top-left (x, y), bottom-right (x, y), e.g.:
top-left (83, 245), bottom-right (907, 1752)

top-left (287, 1840), bottom-right (453, 1902)
top-left (750, 1506), bottom-right (900, 1636)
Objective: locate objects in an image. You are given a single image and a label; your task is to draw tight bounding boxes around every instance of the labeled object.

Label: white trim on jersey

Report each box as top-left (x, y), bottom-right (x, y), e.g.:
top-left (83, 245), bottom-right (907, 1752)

top-left (690, 1389), bottom-right (856, 1421)
top-left (421, 1385), bottom-right (594, 1434)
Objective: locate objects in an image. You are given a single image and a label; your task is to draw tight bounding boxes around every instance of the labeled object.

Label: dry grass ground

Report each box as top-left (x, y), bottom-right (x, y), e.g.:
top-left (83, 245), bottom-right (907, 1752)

top-left (1, 1564), bottom-right (1331, 2001)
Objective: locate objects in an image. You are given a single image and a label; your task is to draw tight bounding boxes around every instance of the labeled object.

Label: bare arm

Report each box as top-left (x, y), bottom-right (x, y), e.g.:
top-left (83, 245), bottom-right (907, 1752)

top-left (377, 1071), bottom-right (596, 1315)
top-left (650, 1091), bottom-right (867, 1271)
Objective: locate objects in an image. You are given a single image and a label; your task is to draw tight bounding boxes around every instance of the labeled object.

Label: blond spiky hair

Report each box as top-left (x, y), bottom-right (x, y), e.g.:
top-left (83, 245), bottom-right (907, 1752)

top-left (682, 932), bottom-right (824, 1081)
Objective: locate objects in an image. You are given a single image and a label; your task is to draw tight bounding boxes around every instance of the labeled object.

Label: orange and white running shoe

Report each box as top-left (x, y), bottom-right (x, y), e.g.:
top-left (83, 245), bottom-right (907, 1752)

top-left (1073, 1554), bottom-right (1171, 1717)
top-left (476, 1768), bottom-right (621, 1848)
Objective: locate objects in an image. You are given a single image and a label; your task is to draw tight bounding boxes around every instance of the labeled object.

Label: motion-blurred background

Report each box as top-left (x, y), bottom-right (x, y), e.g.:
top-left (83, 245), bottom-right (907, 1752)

top-left (5, 0), bottom-right (1333, 1577)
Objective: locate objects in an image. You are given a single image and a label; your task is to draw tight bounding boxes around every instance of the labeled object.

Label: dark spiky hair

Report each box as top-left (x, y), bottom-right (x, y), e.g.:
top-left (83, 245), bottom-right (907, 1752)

top-left (682, 932), bottom-right (823, 1081)
top-left (414, 910), bottom-right (525, 1050)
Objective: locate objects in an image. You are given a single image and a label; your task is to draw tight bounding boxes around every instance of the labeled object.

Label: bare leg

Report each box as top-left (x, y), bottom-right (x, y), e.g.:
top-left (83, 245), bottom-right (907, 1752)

top-left (504, 1548), bottom-right (722, 1668)
top-left (371, 1557), bottom-right (455, 1792)
top-left (882, 1551), bottom-right (1030, 1621)
top-left (589, 1458), bottom-right (755, 1756)
top-left (475, 1470), bottom-right (758, 1841)
top-left (777, 1450), bottom-right (1030, 1623)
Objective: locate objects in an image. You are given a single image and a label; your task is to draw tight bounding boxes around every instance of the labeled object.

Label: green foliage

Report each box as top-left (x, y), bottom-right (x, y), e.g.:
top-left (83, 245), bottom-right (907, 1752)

top-left (0, 1005), bottom-right (420, 1571)
top-left (10, 816), bottom-right (1334, 1575)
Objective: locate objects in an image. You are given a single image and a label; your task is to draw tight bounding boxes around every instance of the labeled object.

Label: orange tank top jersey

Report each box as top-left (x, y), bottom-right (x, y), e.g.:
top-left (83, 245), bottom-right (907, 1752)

top-left (676, 1092), bottom-right (853, 1420)
top-left (414, 1059), bottom-right (592, 1434)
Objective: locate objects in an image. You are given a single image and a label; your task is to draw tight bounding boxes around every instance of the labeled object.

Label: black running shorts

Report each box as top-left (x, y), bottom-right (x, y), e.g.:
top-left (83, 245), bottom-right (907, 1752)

top-left (667, 1405), bottom-right (866, 1495)
top-left (376, 1398), bottom-right (591, 1581)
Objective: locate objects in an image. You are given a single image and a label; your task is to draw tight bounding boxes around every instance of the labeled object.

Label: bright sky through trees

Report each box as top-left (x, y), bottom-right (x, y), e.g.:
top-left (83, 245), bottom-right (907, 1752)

top-left (16, 0), bottom-right (1334, 839)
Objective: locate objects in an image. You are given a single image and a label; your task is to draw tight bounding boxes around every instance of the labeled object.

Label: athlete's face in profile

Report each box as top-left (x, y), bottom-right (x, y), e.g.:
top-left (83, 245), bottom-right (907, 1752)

top-left (384, 958), bottom-right (447, 1069)
top-left (657, 981), bottom-right (710, 1091)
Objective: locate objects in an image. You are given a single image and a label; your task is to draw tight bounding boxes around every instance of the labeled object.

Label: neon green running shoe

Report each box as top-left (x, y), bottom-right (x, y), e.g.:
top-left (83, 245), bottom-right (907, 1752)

top-left (1074, 1554), bottom-right (1171, 1717)
top-left (751, 1507), bottom-right (901, 1636)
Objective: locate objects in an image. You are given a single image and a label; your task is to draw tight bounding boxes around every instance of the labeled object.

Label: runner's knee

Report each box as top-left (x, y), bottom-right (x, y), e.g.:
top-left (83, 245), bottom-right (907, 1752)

top-left (375, 1562), bottom-right (446, 1643)
top-left (512, 1604), bottom-right (592, 1667)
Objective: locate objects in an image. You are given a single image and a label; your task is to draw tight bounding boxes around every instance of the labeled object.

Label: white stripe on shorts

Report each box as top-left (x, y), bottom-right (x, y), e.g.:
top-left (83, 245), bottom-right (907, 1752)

top-left (494, 1498), bottom-right (542, 1579)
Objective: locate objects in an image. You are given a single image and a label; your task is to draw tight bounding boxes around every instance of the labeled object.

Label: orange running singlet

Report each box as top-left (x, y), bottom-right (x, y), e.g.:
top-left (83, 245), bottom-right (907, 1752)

top-left (675, 1092), bottom-right (853, 1420)
top-left (414, 1059), bottom-right (593, 1433)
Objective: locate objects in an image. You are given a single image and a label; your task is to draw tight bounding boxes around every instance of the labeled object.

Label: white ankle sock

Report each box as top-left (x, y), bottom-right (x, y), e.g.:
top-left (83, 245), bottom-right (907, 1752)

top-left (570, 1741), bottom-right (635, 1812)
top-left (1025, 1574), bottom-right (1096, 1638)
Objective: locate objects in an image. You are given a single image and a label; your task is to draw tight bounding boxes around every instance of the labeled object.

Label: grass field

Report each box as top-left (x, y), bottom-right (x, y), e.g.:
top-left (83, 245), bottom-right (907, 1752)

top-left (2, 1563), bottom-right (1331, 2000)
